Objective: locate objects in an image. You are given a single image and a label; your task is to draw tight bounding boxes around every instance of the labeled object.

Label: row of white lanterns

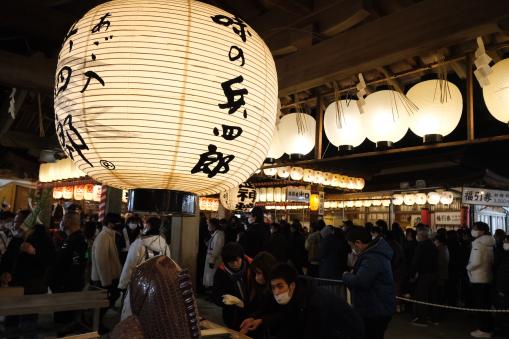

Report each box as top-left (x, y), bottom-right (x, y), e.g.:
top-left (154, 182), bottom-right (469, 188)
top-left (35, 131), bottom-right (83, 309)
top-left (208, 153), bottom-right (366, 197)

top-left (265, 205), bottom-right (308, 210)
top-left (261, 166), bottom-right (365, 190)
top-left (392, 191), bottom-right (454, 206)
top-left (325, 199), bottom-right (392, 209)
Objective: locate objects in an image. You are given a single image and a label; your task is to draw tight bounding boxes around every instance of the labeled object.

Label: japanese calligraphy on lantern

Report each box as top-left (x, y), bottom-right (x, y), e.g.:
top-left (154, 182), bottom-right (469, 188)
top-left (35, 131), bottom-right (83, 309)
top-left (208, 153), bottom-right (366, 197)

top-left (53, 1), bottom-right (277, 195)
top-left (462, 187), bottom-right (509, 207)
top-left (220, 183), bottom-right (256, 211)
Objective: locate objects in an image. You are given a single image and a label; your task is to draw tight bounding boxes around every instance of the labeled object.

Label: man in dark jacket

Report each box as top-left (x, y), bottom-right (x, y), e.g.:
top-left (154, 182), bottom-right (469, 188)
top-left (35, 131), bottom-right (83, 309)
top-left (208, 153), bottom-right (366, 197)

top-left (213, 242), bottom-right (252, 330)
top-left (343, 227), bottom-right (395, 339)
top-left (49, 212), bottom-right (88, 326)
top-left (408, 225), bottom-right (438, 326)
top-left (267, 223), bottom-right (290, 263)
top-left (241, 263), bottom-right (364, 339)
top-left (319, 227), bottom-right (349, 280)
top-left (239, 207), bottom-right (270, 258)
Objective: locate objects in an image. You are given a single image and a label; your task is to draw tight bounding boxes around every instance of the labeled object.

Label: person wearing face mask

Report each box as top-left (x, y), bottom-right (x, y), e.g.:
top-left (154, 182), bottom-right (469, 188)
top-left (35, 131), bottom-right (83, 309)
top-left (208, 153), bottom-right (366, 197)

top-left (408, 224), bottom-right (438, 327)
top-left (119, 216), bottom-right (142, 263)
top-left (342, 227), bottom-right (395, 339)
top-left (242, 263), bottom-right (363, 339)
top-left (494, 235), bottom-right (509, 339)
top-left (240, 251), bottom-right (277, 339)
top-left (212, 242), bottom-right (253, 330)
top-left (467, 222), bottom-right (495, 338)
top-left (203, 218), bottom-right (225, 289)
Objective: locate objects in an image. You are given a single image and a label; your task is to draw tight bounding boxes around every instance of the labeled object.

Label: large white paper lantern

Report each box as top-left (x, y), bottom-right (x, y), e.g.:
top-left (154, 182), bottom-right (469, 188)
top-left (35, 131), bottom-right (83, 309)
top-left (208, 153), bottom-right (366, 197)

top-left (415, 193), bottom-right (428, 205)
top-left (407, 80), bottom-right (463, 142)
top-left (427, 191), bottom-right (441, 205)
top-left (362, 90), bottom-right (410, 146)
top-left (303, 169), bottom-right (315, 183)
top-left (403, 194), bottom-right (415, 206)
top-left (392, 194), bottom-right (404, 206)
top-left (290, 167), bottom-right (304, 181)
top-left (278, 113), bottom-right (316, 156)
top-left (258, 187), bottom-right (267, 202)
top-left (324, 100), bottom-right (365, 149)
top-left (277, 166), bottom-right (291, 179)
top-left (267, 129), bottom-right (285, 161)
top-left (266, 187), bottom-right (274, 202)
top-left (483, 58), bottom-right (509, 124)
top-left (220, 183), bottom-right (257, 211)
top-left (274, 187), bottom-right (282, 202)
top-left (440, 191), bottom-right (454, 205)
top-left (53, 0), bottom-right (278, 195)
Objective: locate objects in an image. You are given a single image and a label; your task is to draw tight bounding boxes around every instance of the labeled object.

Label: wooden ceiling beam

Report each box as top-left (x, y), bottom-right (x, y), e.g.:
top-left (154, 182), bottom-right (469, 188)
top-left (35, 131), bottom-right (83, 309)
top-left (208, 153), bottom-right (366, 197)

top-left (276, 0), bottom-right (509, 96)
top-left (0, 51), bottom-right (55, 91)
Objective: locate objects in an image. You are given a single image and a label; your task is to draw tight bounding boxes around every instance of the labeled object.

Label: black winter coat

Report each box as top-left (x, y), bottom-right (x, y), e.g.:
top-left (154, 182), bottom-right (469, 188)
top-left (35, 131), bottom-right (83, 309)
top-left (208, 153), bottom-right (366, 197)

top-left (265, 277), bottom-right (364, 339)
top-left (343, 238), bottom-right (396, 318)
top-left (240, 223), bottom-right (270, 258)
top-left (267, 231), bottom-right (290, 263)
top-left (49, 230), bottom-right (88, 293)
top-left (496, 250), bottom-right (509, 296)
top-left (318, 233), bottom-right (349, 279)
top-left (409, 239), bottom-right (438, 278)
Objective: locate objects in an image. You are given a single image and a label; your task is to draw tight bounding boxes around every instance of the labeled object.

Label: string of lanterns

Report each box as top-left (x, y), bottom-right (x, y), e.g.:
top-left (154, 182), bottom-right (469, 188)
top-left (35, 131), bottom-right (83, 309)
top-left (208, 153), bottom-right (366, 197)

top-left (392, 191), bottom-right (455, 206)
top-left (53, 184), bottom-right (102, 201)
top-left (261, 166), bottom-right (365, 190)
top-left (325, 199), bottom-right (391, 209)
top-left (198, 197), bottom-right (220, 212)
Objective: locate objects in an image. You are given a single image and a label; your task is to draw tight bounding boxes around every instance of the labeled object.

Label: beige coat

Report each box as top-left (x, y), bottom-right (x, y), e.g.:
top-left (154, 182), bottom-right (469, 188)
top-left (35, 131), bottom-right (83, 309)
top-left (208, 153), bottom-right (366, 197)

top-left (91, 227), bottom-right (122, 286)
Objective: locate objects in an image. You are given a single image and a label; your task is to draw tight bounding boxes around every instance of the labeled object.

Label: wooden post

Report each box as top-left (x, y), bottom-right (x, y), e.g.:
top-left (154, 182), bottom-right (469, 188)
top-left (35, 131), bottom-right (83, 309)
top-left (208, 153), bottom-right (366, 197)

top-left (314, 93), bottom-right (324, 159)
top-left (92, 308), bottom-right (100, 332)
top-left (466, 53), bottom-right (475, 141)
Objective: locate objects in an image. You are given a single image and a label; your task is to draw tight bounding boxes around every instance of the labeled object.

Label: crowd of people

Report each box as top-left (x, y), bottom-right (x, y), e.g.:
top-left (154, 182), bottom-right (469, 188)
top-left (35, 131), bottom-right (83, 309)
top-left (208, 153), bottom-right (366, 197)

top-left (1, 200), bottom-right (509, 339)
top-left (0, 201), bottom-right (170, 337)
top-left (197, 206), bottom-right (509, 339)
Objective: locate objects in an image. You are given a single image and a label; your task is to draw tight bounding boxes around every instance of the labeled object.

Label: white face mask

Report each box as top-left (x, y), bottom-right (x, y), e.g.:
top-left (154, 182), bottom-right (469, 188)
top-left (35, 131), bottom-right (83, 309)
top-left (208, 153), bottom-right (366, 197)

top-left (471, 230), bottom-right (481, 238)
top-left (127, 223), bottom-right (138, 230)
top-left (503, 243), bottom-right (509, 251)
top-left (274, 291), bottom-right (292, 305)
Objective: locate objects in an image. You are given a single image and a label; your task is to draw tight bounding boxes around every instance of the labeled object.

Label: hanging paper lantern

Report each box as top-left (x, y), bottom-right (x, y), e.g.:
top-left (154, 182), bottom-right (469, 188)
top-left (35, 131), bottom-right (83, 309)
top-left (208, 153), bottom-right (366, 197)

top-left (331, 174), bottom-right (340, 187)
top-left (363, 200), bottom-right (372, 207)
top-left (403, 194), bottom-right (415, 206)
top-left (83, 184), bottom-right (94, 200)
top-left (220, 183), bottom-right (257, 211)
top-left (415, 193), bottom-right (427, 205)
top-left (277, 166), bottom-right (291, 179)
top-left (53, 186), bottom-right (63, 199)
top-left (263, 167), bottom-right (277, 176)
top-left (392, 194), bottom-right (404, 206)
top-left (482, 58), bottom-right (509, 124)
top-left (338, 201), bottom-right (344, 208)
top-left (211, 198), bottom-right (219, 212)
top-left (313, 171), bottom-right (324, 184)
top-left (254, 169), bottom-right (261, 174)
top-left (281, 187), bottom-right (286, 202)
top-left (266, 129), bottom-right (285, 161)
top-left (346, 201), bottom-right (355, 208)
top-left (290, 167), bottom-right (304, 181)
top-left (53, 0), bottom-right (278, 195)
top-left (407, 80), bottom-right (463, 142)
top-left (274, 187), bottom-right (282, 202)
top-left (362, 90), bottom-right (410, 147)
top-left (92, 185), bottom-right (102, 202)
top-left (309, 194), bottom-right (320, 211)
top-left (324, 201), bottom-right (331, 209)
top-left (122, 189), bottom-right (129, 203)
top-left (322, 172), bottom-right (332, 186)
top-left (258, 187), bottom-right (267, 202)
top-left (266, 187), bottom-right (274, 202)
top-left (324, 100), bottom-right (366, 148)
top-left (339, 176), bottom-right (349, 188)
top-left (303, 169), bottom-right (315, 183)
top-left (347, 177), bottom-right (357, 190)
top-left (440, 191), bottom-right (454, 205)
top-left (62, 186), bottom-right (74, 200)
top-left (382, 199), bottom-right (391, 207)
top-left (354, 200), bottom-right (363, 208)
top-left (355, 178), bottom-right (365, 190)
top-left (278, 113), bottom-right (316, 156)
top-left (427, 191), bottom-right (441, 205)
top-left (198, 197), bottom-right (207, 210)
top-left (372, 199), bottom-right (382, 206)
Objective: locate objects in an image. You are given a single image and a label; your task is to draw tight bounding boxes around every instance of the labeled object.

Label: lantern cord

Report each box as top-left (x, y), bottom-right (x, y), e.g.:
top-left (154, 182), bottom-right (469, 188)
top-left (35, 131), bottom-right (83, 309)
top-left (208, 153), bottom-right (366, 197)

top-left (333, 81), bottom-right (344, 129)
top-left (322, 141), bottom-right (331, 159)
top-left (37, 93), bottom-right (45, 137)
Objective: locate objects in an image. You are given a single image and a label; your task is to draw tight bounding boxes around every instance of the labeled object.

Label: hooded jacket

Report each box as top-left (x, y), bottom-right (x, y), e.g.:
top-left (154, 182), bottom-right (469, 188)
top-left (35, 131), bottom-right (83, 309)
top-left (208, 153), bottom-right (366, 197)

top-left (342, 238), bottom-right (396, 318)
top-left (118, 234), bottom-right (171, 289)
top-left (467, 234), bottom-right (495, 283)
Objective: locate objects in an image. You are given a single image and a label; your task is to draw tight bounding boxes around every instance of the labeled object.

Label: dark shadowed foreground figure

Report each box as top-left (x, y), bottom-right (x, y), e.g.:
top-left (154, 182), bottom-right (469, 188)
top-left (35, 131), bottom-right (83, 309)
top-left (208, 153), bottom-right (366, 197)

top-left (111, 256), bottom-right (201, 339)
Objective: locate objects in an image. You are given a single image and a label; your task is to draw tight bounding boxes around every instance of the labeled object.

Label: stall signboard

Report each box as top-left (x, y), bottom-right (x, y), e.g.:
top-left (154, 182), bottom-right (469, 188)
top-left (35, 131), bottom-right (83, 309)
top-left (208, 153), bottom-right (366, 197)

top-left (286, 187), bottom-right (310, 203)
top-left (319, 192), bottom-right (325, 215)
top-left (462, 187), bottom-right (509, 207)
top-left (435, 211), bottom-right (462, 225)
